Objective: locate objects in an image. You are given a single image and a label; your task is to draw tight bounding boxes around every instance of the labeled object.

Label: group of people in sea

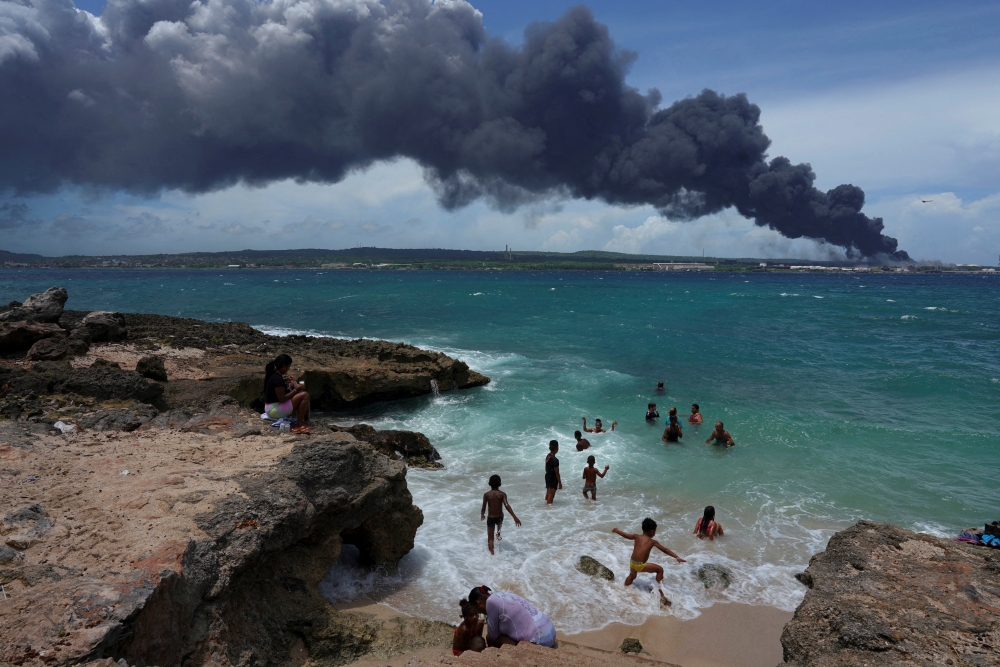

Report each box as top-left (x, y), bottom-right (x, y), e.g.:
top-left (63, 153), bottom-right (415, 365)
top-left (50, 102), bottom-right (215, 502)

top-left (259, 359), bottom-right (732, 653)
top-left (460, 381), bottom-right (733, 653)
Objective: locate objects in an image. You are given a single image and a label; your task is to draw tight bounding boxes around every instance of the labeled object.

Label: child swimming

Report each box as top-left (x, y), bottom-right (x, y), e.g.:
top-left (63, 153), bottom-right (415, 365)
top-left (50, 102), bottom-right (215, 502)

top-left (581, 455), bottom-right (609, 502)
top-left (613, 518), bottom-right (686, 607)
top-left (452, 598), bottom-right (486, 655)
top-left (481, 474), bottom-right (521, 555)
top-left (694, 505), bottom-right (724, 540)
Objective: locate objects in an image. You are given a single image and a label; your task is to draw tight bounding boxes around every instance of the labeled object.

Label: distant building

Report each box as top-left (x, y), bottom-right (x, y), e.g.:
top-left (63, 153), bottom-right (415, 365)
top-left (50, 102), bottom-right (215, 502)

top-left (652, 262), bottom-right (714, 271)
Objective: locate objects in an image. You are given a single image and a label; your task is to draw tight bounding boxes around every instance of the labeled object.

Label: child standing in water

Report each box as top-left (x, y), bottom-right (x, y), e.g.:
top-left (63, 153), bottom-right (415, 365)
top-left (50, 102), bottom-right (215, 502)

top-left (481, 475), bottom-right (521, 555)
top-left (452, 598), bottom-right (486, 655)
top-left (582, 455), bottom-right (609, 502)
top-left (613, 518), bottom-right (686, 607)
top-left (544, 440), bottom-right (562, 504)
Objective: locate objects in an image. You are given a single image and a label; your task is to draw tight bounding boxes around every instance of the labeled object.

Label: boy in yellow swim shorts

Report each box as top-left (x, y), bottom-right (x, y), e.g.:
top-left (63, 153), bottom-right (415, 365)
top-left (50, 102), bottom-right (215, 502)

top-left (613, 518), bottom-right (686, 606)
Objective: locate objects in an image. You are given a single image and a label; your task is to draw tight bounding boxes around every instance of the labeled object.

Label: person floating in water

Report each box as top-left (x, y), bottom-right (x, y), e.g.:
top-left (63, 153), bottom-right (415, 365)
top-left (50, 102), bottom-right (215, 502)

top-left (574, 430), bottom-right (591, 451)
top-left (452, 598), bottom-right (486, 655)
top-left (688, 403), bottom-right (703, 424)
top-left (655, 381), bottom-right (666, 393)
top-left (481, 474), bottom-right (521, 555)
top-left (544, 440), bottom-right (562, 504)
top-left (613, 518), bottom-right (685, 607)
top-left (646, 403), bottom-right (660, 421)
top-left (661, 415), bottom-right (683, 444)
top-left (582, 417), bottom-right (617, 433)
top-left (469, 586), bottom-right (556, 648)
top-left (694, 505), bottom-right (724, 540)
top-left (705, 422), bottom-right (735, 447)
top-left (263, 354), bottom-right (311, 434)
top-left (582, 455), bottom-right (609, 502)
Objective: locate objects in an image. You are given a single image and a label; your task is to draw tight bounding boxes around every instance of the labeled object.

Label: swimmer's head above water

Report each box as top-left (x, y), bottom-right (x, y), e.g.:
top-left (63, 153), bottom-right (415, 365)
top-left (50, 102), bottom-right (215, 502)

top-left (641, 517), bottom-right (657, 535)
top-left (488, 474), bottom-right (501, 489)
top-left (574, 430), bottom-right (583, 440)
top-left (549, 439), bottom-right (558, 453)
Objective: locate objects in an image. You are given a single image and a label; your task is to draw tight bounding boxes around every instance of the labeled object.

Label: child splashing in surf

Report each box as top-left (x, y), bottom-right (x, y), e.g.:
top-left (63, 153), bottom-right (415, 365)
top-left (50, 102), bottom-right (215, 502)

top-left (582, 455), bottom-right (609, 502)
top-left (481, 475), bottom-right (521, 555)
top-left (613, 518), bottom-right (686, 607)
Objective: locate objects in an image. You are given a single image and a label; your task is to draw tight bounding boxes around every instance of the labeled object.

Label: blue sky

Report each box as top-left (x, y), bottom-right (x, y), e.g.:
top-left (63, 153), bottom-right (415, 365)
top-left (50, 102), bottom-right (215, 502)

top-left (6, 0), bottom-right (1000, 262)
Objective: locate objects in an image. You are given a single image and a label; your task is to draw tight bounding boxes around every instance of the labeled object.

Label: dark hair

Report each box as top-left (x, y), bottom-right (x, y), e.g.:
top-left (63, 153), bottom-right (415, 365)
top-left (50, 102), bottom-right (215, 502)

top-left (574, 430), bottom-right (582, 439)
top-left (549, 440), bottom-right (558, 452)
top-left (587, 455), bottom-right (595, 465)
top-left (699, 506), bottom-right (716, 535)
top-left (657, 381), bottom-right (664, 387)
top-left (648, 403), bottom-right (655, 409)
top-left (595, 418), bottom-right (602, 424)
top-left (488, 474), bottom-right (501, 489)
top-left (692, 403), bottom-right (699, 411)
top-left (641, 517), bottom-right (657, 533)
top-left (460, 598), bottom-right (477, 618)
top-left (468, 585), bottom-right (492, 604)
top-left (265, 354), bottom-right (293, 387)
top-left (668, 407), bottom-right (677, 417)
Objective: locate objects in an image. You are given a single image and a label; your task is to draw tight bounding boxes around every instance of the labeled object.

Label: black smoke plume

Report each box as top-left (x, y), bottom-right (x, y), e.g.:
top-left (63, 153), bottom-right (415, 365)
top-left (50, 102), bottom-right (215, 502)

top-left (0, 0), bottom-right (907, 259)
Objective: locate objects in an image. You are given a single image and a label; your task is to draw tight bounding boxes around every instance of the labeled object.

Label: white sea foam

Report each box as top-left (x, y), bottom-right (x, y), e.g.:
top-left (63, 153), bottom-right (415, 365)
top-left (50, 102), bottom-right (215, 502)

top-left (813, 296), bottom-right (824, 299)
top-left (901, 315), bottom-right (918, 320)
top-left (886, 299), bottom-right (895, 302)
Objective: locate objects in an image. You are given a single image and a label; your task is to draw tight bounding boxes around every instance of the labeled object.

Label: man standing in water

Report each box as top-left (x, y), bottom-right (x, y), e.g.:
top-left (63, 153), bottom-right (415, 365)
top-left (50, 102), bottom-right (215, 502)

top-left (689, 404), bottom-right (703, 424)
top-left (544, 440), bottom-right (562, 504)
top-left (613, 518), bottom-right (686, 607)
top-left (574, 430), bottom-right (591, 451)
top-left (705, 422), bottom-right (735, 446)
top-left (582, 417), bottom-right (617, 433)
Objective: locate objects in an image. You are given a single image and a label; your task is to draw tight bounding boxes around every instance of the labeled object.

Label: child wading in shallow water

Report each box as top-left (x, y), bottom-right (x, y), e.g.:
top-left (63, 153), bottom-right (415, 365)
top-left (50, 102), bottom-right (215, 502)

top-left (694, 505), bottom-right (724, 540)
top-left (582, 455), bottom-right (609, 502)
top-left (481, 475), bottom-right (521, 555)
top-left (613, 517), bottom-right (686, 607)
top-left (452, 599), bottom-right (486, 655)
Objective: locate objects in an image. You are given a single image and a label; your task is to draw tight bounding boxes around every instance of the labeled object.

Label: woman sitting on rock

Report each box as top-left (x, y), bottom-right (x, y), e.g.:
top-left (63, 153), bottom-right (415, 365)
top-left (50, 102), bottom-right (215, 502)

top-left (264, 354), bottom-right (311, 433)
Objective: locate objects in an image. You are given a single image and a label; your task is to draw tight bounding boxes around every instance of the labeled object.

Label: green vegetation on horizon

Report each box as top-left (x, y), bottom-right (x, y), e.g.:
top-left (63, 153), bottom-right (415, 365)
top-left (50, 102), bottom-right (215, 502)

top-left (0, 247), bottom-right (961, 272)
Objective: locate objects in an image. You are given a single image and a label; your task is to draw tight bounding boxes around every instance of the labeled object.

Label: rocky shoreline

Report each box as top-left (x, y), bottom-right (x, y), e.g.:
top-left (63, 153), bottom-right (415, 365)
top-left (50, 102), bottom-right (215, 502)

top-left (1, 287), bottom-right (489, 433)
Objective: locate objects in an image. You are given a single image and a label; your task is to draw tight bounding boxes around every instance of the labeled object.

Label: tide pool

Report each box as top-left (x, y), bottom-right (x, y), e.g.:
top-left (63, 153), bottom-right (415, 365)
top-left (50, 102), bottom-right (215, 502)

top-left (3, 269), bottom-right (998, 631)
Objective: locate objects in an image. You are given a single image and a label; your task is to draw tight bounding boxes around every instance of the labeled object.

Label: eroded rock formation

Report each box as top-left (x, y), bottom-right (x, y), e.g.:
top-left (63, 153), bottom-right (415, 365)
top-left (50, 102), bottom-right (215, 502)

top-left (0, 422), bottom-right (427, 667)
top-left (779, 521), bottom-right (1000, 667)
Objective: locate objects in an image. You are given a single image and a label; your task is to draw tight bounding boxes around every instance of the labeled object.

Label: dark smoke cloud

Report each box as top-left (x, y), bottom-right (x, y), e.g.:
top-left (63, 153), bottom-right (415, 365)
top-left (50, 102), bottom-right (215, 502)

top-left (0, 0), bottom-right (907, 258)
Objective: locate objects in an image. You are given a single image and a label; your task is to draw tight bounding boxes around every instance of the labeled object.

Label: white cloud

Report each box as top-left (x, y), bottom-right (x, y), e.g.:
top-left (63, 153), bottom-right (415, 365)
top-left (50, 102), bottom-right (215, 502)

top-left (761, 65), bottom-right (1000, 194)
top-left (868, 191), bottom-right (1000, 264)
top-left (540, 228), bottom-right (581, 250)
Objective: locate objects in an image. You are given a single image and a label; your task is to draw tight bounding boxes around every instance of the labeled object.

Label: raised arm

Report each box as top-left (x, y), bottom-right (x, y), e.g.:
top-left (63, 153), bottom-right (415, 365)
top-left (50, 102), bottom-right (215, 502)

top-left (596, 465), bottom-right (609, 478)
top-left (612, 528), bottom-right (636, 540)
top-left (502, 494), bottom-right (521, 526)
top-left (611, 421), bottom-right (618, 431)
top-left (654, 540), bottom-right (687, 563)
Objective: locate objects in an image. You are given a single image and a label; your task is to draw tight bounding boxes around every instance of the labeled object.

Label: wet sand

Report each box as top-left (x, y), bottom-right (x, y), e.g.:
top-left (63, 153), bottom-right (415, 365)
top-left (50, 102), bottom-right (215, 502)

top-left (561, 602), bottom-right (792, 667)
top-left (338, 600), bottom-right (791, 667)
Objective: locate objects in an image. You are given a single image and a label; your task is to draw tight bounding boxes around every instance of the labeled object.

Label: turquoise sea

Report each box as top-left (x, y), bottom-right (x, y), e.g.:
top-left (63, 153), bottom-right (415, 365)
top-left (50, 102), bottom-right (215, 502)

top-left (3, 269), bottom-right (999, 630)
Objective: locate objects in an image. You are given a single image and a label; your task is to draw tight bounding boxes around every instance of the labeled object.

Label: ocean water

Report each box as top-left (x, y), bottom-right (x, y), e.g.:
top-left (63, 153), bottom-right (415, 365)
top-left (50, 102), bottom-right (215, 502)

top-left (3, 269), bottom-right (999, 631)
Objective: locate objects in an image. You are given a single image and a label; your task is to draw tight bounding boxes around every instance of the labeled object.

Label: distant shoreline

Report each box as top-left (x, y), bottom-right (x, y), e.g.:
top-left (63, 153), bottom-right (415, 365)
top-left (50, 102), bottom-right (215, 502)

top-left (3, 247), bottom-right (993, 273)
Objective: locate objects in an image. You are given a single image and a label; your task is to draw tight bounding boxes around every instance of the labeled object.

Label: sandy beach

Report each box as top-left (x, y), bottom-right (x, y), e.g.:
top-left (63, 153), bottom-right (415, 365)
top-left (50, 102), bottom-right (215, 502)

top-left (336, 600), bottom-right (791, 667)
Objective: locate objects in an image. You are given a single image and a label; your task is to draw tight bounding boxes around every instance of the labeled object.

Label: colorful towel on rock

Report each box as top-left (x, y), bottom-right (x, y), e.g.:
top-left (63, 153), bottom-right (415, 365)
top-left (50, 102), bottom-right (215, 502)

top-left (270, 417), bottom-right (298, 428)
